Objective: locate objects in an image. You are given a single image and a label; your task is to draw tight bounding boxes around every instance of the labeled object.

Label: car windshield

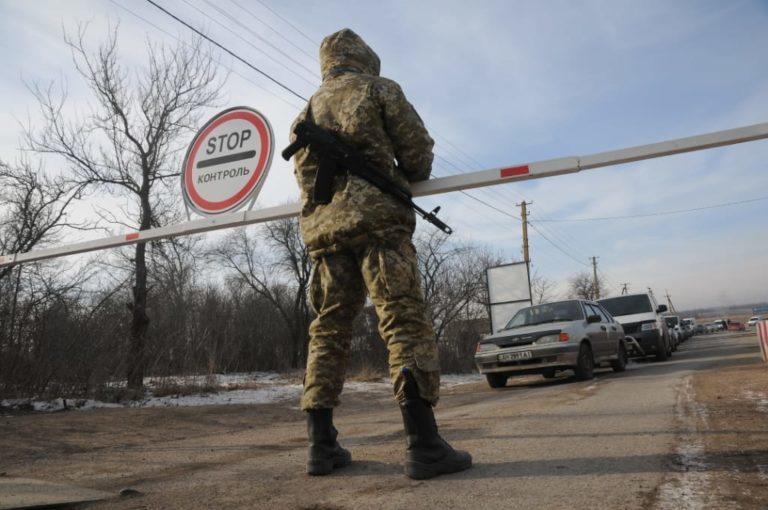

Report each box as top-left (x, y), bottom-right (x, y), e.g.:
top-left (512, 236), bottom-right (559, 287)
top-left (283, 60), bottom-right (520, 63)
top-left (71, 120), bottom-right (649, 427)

top-left (665, 317), bottom-right (679, 327)
top-left (599, 295), bottom-right (652, 316)
top-left (503, 300), bottom-right (584, 330)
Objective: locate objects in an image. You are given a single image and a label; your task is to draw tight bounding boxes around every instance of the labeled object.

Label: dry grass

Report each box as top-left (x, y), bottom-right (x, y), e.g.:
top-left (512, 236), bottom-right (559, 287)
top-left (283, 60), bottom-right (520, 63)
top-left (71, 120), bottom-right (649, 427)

top-left (347, 364), bottom-right (387, 383)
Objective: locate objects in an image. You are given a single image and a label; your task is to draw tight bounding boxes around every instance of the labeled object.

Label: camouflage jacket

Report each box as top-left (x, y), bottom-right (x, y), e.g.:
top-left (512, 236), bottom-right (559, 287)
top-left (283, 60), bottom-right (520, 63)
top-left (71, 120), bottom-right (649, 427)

top-left (290, 29), bottom-right (434, 254)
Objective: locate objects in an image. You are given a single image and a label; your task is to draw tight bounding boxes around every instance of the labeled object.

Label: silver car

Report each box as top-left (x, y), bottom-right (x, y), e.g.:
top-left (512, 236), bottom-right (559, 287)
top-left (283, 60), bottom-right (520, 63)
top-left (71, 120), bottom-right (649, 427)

top-left (475, 299), bottom-right (628, 388)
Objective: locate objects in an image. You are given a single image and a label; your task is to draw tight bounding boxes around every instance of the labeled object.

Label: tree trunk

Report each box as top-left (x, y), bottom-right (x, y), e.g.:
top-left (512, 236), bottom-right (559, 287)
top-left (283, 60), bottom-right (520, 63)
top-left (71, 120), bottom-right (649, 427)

top-left (126, 187), bottom-right (152, 391)
top-left (127, 240), bottom-right (150, 390)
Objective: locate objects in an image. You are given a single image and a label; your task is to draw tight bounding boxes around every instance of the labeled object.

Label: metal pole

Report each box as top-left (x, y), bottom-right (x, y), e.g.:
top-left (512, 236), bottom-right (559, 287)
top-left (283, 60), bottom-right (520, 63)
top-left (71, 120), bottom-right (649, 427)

top-left (3, 121), bottom-right (768, 268)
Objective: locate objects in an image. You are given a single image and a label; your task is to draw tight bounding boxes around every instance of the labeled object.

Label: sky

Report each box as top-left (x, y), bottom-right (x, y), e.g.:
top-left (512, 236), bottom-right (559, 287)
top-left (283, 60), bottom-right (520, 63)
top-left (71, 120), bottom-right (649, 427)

top-left (0, 0), bottom-right (766, 309)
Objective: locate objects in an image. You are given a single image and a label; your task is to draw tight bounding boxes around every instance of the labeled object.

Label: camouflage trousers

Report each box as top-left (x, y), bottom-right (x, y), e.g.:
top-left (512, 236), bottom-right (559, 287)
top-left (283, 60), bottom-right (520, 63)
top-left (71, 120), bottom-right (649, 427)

top-left (300, 233), bottom-right (440, 411)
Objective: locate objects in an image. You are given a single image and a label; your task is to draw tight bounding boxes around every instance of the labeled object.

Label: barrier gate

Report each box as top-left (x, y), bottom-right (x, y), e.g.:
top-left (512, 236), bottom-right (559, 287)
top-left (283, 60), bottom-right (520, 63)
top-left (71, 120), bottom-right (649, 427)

top-left (1, 121), bottom-right (768, 268)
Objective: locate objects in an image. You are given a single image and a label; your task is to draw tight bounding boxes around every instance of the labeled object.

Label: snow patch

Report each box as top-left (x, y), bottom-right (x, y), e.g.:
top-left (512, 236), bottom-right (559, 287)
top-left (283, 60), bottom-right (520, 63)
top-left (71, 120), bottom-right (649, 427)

top-left (441, 373), bottom-right (483, 387)
top-left (1, 371), bottom-right (481, 412)
top-left (655, 377), bottom-right (713, 509)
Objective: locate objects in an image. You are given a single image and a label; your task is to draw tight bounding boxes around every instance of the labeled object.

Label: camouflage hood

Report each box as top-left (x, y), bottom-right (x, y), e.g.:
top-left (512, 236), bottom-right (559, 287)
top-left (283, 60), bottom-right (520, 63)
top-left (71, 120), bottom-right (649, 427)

top-left (320, 29), bottom-right (381, 80)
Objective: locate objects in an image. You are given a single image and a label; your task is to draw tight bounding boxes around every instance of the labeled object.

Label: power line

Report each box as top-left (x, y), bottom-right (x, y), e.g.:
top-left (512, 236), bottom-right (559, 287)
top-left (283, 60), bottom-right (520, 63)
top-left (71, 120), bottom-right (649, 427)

top-left (527, 222), bottom-right (590, 267)
top-left (433, 146), bottom-right (598, 263)
top-left (200, 0), bottom-right (321, 80)
top-left (144, 0), bottom-right (309, 102)
top-left (435, 153), bottom-right (595, 265)
top-left (178, 0), bottom-right (318, 87)
top-left (459, 191), bottom-right (520, 220)
top-left (249, 0), bottom-right (320, 47)
top-left (227, 0), bottom-right (318, 60)
top-left (536, 195), bottom-right (768, 222)
top-left (109, 0), bottom-right (304, 109)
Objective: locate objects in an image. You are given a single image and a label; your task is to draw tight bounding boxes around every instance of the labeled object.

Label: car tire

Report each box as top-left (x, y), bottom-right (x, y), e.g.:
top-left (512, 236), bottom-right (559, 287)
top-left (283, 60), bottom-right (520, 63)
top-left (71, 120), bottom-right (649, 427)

top-left (611, 342), bottom-right (627, 373)
top-left (542, 368), bottom-right (556, 379)
top-left (574, 343), bottom-right (595, 381)
top-left (655, 335), bottom-right (669, 361)
top-left (486, 373), bottom-right (508, 389)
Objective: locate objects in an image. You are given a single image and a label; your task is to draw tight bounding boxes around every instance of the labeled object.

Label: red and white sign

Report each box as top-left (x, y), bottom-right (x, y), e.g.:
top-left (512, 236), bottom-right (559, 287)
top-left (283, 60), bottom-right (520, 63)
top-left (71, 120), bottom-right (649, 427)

top-left (181, 106), bottom-right (273, 215)
top-left (757, 320), bottom-right (768, 363)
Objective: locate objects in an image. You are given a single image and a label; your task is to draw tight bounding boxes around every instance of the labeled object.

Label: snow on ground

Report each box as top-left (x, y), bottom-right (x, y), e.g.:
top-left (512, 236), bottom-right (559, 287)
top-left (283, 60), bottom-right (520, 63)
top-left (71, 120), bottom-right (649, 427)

top-left (656, 377), bottom-right (728, 510)
top-left (441, 373), bottom-right (484, 387)
top-left (1, 371), bottom-right (482, 412)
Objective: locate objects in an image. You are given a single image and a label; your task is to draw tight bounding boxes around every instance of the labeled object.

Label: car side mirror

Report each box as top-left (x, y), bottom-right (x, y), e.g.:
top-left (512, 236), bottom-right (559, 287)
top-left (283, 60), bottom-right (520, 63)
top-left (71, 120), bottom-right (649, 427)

top-left (657, 305), bottom-right (668, 313)
top-left (586, 314), bottom-right (601, 324)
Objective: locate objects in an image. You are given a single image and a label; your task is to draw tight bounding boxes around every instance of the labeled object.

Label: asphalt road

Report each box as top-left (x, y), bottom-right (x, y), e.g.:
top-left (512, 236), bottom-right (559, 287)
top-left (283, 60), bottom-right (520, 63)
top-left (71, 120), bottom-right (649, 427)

top-left (1, 331), bottom-right (762, 509)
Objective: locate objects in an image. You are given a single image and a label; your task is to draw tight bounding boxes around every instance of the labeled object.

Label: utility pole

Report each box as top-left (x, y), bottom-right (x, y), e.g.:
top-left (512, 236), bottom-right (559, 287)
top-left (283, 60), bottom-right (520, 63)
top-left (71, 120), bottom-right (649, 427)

top-left (518, 201), bottom-right (532, 264)
top-left (621, 283), bottom-right (629, 295)
top-left (518, 201), bottom-right (533, 303)
top-left (590, 256), bottom-right (600, 300)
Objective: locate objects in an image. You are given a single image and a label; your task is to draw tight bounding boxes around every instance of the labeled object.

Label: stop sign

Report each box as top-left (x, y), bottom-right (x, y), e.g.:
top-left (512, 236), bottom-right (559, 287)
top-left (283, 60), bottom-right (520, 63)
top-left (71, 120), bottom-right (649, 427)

top-left (181, 106), bottom-right (274, 215)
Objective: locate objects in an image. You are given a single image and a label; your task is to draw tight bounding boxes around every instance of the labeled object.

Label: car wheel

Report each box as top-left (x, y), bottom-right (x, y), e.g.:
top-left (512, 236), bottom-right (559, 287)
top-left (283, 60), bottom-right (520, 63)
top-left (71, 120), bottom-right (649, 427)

top-left (574, 343), bottom-right (595, 381)
top-left (486, 373), bottom-right (508, 389)
top-left (542, 368), bottom-right (557, 379)
top-left (611, 342), bottom-right (627, 373)
top-left (655, 335), bottom-right (669, 361)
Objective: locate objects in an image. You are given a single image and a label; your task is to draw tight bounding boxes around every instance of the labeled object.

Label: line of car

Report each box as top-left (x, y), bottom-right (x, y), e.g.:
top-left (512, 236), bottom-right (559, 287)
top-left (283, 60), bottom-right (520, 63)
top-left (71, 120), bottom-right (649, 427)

top-left (474, 292), bottom-right (696, 389)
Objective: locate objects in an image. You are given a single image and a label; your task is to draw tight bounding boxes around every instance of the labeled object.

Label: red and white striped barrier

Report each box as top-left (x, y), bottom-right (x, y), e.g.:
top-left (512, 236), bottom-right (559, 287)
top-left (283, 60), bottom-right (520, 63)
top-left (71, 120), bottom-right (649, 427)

top-left (2, 121), bottom-right (768, 268)
top-left (757, 320), bottom-right (768, 363)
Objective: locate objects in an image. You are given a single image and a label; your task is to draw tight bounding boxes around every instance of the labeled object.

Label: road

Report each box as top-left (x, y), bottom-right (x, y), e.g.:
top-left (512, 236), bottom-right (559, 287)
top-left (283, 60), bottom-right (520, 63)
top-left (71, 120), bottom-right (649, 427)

top-left (2, 331), bottom-right (767, 509)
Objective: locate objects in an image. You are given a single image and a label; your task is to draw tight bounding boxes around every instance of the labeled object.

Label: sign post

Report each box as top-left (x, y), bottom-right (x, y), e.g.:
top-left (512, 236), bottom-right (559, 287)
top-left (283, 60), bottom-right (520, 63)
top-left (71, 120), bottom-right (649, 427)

top-left (181, 106), bottom-right (273, 216)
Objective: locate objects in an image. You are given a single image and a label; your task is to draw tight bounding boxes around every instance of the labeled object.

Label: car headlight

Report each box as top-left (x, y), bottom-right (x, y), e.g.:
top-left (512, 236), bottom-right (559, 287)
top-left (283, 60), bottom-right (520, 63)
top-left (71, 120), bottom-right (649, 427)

top-left (535, 334), bottom-right (560, 345)
top-left (476, 342), bottom-right (497, 353)
top-left (641, 322), bottom-right (658, 331)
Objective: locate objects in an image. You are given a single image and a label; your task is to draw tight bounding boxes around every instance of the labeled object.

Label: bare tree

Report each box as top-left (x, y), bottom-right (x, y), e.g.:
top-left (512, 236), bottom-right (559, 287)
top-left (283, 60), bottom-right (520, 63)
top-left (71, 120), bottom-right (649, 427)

top-left (25, 26), bottom-right (225, 391)
top-left (530, 269), bottom-right (556, 304)
top-left (0, 159), bottom-right (84, 282)
top-left (215, 218), bottom-right (312, 368)
top-left (568, 271), bottom-right (607, 300)
top-left (415, 230), bottom-right (496, 341)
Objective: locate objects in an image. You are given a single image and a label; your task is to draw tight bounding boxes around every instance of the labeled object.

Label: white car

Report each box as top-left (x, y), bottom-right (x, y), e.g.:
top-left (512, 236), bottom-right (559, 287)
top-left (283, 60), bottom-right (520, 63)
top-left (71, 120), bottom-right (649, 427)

top-left (747, 316), bottom-right (763, 328)
top-left (598, 293), bottom-right (672, 361)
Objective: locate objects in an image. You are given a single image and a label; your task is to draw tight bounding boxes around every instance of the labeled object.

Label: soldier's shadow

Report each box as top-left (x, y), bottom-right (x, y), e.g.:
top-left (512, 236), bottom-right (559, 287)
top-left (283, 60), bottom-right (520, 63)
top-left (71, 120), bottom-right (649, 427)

top-left (336, 460), bottom-right (402, 476)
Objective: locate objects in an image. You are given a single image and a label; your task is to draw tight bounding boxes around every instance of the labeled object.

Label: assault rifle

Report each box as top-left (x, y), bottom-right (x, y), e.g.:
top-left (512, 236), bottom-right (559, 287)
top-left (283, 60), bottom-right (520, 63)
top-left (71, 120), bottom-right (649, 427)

top-left (281, 121), bottom-right (452, 235)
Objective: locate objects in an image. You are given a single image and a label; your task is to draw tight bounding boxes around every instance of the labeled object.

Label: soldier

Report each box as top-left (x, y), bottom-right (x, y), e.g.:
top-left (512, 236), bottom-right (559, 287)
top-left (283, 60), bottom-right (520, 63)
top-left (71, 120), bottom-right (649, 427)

top-left (289, 28), bottom-right (472, 480)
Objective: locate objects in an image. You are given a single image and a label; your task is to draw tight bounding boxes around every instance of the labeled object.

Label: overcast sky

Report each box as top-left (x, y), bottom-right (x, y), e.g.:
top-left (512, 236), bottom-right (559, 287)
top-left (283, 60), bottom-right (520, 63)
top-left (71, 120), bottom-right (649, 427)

top-left (0, 0), bottom-right (766, 310)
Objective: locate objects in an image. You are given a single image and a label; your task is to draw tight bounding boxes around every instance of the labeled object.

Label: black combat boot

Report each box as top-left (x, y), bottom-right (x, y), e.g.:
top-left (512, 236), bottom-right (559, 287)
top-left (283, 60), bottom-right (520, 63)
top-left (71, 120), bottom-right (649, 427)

top-left (306, 408), bottom-right (352, 476)
top-left (398, 368), bottom-right (472, 479)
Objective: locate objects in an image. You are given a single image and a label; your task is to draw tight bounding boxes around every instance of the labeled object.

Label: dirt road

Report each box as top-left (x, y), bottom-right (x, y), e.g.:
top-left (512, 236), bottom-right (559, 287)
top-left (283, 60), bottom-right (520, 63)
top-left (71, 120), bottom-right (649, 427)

top-left (2, 331), bottom-right (767, 509)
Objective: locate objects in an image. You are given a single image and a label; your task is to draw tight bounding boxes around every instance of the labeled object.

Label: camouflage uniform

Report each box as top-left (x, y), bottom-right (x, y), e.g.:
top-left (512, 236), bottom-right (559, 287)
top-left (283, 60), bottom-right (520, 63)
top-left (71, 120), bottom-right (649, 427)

top-left (291, 29), bottom-right (439, 411)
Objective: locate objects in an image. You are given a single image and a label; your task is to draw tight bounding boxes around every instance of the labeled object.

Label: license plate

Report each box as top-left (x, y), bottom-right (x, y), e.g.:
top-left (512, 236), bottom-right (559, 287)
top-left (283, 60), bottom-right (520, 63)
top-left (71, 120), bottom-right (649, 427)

top-left (498, 351), bottom-right (533, 362)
